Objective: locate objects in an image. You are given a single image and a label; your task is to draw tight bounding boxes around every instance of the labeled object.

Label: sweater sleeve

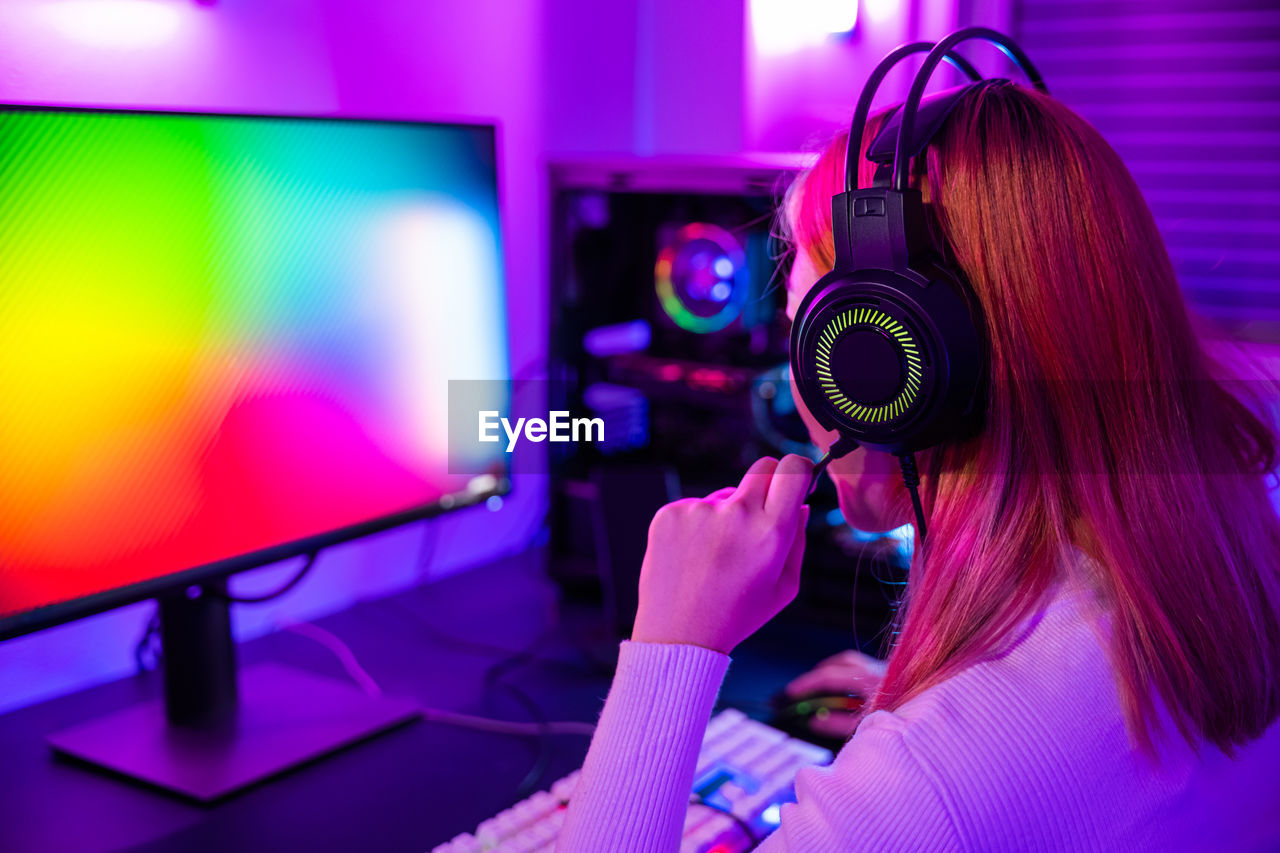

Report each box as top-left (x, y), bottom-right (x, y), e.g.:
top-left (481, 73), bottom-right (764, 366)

top-left (556, 640), bottom-right (730, 853)
top-left (756, 711), bottom-right (963, 853)
top-left (556, 644), bottom-right (962, 853)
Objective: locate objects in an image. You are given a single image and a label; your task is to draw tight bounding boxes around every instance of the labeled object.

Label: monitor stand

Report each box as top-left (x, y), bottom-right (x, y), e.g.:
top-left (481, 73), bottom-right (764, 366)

top-left (46, 581), bottom-right (420, 802)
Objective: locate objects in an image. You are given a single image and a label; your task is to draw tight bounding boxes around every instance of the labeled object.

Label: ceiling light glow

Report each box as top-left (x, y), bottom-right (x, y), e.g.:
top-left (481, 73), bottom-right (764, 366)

top-left (751, 0), bottom-right (858, 55)
top-left (42, 0), bottom-right (186, 50)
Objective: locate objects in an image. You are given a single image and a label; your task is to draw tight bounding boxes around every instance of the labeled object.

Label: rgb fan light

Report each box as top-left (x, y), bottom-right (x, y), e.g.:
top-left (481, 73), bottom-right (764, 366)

top-left (654, 222), bottom-right (749, 334)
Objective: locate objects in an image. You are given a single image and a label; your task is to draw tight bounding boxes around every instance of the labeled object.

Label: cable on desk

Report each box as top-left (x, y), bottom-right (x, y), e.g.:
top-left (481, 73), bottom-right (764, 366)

top-left (690, 797), bottom-right (761, 849)
top-left (133, 552), bottom-right (324, 672)
top-left (390, 549), bottom-right (610, 800)
top-left (483, 626), bottom-right (564, 683)
top-left (219, 551), bottom-right (320, 604)
top-left (134, 606), bottom-right (163, 672)
top-left (381, 596), bottom-right (559, 663)
top-left (283, 622), bottom-right (383, 698)
top-left (376, 598), bottom-right (602, 795)
top-left (281, 618), bottom-right (593, 738)
top-left (421, 707), bottom-right (595, 737)
top-left (494, 679), bottom-right (555, 799)
top-left (417, 518), bottom-right (440, 577)
top-left (377, 585), bottom-right (618, 678)
top-left (394, 542), bottom-right (618, 796)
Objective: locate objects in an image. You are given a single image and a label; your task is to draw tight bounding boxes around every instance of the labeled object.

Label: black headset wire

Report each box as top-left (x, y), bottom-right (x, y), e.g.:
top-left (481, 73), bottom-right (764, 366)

top-left (217, 550), bottom-right (321, 604)
top-left (897, 453), bottom-right (927, 546)
top-left (808, 435), bottom-right (860, 497)
top-left (807, 440), bottom-right (928, 547)
top-left (135, 551), bottom-right (322, 671)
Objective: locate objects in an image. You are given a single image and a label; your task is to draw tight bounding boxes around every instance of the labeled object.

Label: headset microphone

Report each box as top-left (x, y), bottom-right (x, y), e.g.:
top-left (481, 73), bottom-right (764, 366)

top-left (792, 28), bottom-right (1048, 545)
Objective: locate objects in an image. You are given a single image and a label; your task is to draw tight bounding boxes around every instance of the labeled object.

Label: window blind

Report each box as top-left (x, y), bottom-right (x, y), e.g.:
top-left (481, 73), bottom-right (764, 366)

top-left (1014, 0), bottom-right (1280, 333)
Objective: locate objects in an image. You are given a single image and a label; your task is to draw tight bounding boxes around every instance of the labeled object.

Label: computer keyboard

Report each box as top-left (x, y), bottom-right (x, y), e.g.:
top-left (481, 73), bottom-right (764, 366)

top-left (431, 708), bottom-right (834, 853)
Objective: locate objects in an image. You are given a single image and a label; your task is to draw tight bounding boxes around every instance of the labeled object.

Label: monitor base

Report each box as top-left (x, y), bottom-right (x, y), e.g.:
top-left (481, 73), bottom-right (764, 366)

top-left (46, 662), bottom-right (420, 802)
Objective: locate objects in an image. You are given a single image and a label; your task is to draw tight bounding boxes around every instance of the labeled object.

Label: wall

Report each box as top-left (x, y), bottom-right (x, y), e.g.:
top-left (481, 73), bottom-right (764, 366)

top-left (746, 0), bottom-right (1014, 153)
top-left (0, 0), bottom-right (548, 714)
top-left (542, 0), bottom-right (745, 157)
top-left (541, 0), bottom-right (1014, 159)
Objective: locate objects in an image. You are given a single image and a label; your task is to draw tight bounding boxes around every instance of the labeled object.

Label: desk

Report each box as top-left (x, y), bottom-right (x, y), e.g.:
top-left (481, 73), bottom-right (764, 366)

top-left (1, 549), bottom-right (856, 853)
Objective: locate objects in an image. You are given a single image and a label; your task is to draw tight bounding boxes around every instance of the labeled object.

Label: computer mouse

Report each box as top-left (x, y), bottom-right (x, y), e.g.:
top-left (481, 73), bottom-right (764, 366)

top-left (767, 690), bottom-right (865, 752)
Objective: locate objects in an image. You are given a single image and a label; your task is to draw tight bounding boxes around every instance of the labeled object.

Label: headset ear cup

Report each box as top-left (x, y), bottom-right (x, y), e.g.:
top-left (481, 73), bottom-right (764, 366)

top-left (789, 271), bottom-right (847, 437)
top-left (789, 266), bottom-right (983, 455)
top-left (791, 32), bottom-right (1011, 455)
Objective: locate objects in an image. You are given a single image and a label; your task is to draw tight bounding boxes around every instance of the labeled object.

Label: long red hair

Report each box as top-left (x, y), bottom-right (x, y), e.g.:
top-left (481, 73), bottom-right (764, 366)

top-left (783, 83), bottom-right (1280, 753)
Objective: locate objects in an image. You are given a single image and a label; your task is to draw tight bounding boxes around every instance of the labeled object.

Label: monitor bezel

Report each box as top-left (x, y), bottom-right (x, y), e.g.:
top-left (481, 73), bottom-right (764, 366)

top-left (0, 102), bottom-right (513, 641)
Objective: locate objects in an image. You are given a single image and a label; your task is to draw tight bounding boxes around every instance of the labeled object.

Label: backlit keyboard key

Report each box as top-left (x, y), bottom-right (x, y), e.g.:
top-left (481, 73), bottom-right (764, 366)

top-left (683, 806), bottom-right (714, 835)
top-left (753, 746), bottom-right (809, 781)
top-left (438, 834), bottom-right (481, 853)
top-left (704, 708), bottom-right (746, 740)
top-left (550, 769), bottom-right (580, 802)
top-left (696, 727), bottom-right (755, 776)
top-left (474, 819), bottom-right (504, 847)
top-left (790, 740), bottom-right (834, 766)
top-left (685, 812), bottom-right (735, 848)
top-left (725, 732), bottom-right (783, 769)
top-left (529, 820), bottom-right (557, 845)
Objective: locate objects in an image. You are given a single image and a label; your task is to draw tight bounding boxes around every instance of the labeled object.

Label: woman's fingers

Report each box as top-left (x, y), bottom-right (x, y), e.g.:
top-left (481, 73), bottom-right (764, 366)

top-left (733, 456), bottom-right (780, 508)
top-left (807, 710), bottom-right (861, 740)
top-left (786, 668), bottom-right (853, 698)
top-left (777, 506), bottom-right (809, 599)
top-left (785, 659), bottom-right (885, 698)
top-left (764, 454), bottom-right (814, 522)
top-left (632, 455), bottom-right (823, 654)
top-left (818, 649), bottom-right (888, 671)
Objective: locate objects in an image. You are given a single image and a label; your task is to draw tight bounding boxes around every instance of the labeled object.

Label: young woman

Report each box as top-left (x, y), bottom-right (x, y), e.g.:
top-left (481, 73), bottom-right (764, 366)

top-left (556, 82), bottom-right (1280, 851)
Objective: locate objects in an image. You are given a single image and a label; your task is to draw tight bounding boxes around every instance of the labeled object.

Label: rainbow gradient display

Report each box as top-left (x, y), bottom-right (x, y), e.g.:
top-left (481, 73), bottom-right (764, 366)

top-left (0, 107), bottom-right (509, 625)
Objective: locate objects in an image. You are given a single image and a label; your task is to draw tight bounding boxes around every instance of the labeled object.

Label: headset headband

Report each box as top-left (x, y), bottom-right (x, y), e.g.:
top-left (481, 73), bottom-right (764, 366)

top-left (865, 80), bottom-right (1006, 188)
top-left (845, 42), bottom-right (982, 194)
top-left (891, 28), bottom-right (1049, 193)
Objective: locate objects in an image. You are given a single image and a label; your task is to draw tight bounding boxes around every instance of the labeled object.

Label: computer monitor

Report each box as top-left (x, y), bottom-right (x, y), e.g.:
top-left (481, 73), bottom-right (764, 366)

top-left (0, 104), bottom-right (511, 798)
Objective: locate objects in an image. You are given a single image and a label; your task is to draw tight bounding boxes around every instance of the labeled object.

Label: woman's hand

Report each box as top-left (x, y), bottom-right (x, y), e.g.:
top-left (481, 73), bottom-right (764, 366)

top-left (786, 649), bottom-right (887, 698)
top-left (784, 649), bottom-right (887, 739)
top-left (631, 455), bottom-right (813, 655)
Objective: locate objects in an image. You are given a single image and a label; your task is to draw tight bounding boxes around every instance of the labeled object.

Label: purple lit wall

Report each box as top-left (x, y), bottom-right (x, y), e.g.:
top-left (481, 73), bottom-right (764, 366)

top-left (543, 0), bottom-right (746, 156)
top-left (542, 0), bottom-right (1015, 158)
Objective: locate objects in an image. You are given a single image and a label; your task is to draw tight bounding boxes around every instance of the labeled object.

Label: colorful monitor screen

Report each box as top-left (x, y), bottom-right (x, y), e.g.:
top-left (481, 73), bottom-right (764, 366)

top-left (0, 106), bottom-right (510, 633)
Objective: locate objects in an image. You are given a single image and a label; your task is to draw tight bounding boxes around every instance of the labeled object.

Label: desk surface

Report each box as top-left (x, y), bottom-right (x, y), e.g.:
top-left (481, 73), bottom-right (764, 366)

top-left (1, 549), bottom-right (855, 853)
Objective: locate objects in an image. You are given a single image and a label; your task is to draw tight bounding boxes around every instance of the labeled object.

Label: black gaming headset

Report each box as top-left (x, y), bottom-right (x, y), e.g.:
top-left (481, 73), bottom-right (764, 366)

top-left (791, 28), bottom-right (1048, 542)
